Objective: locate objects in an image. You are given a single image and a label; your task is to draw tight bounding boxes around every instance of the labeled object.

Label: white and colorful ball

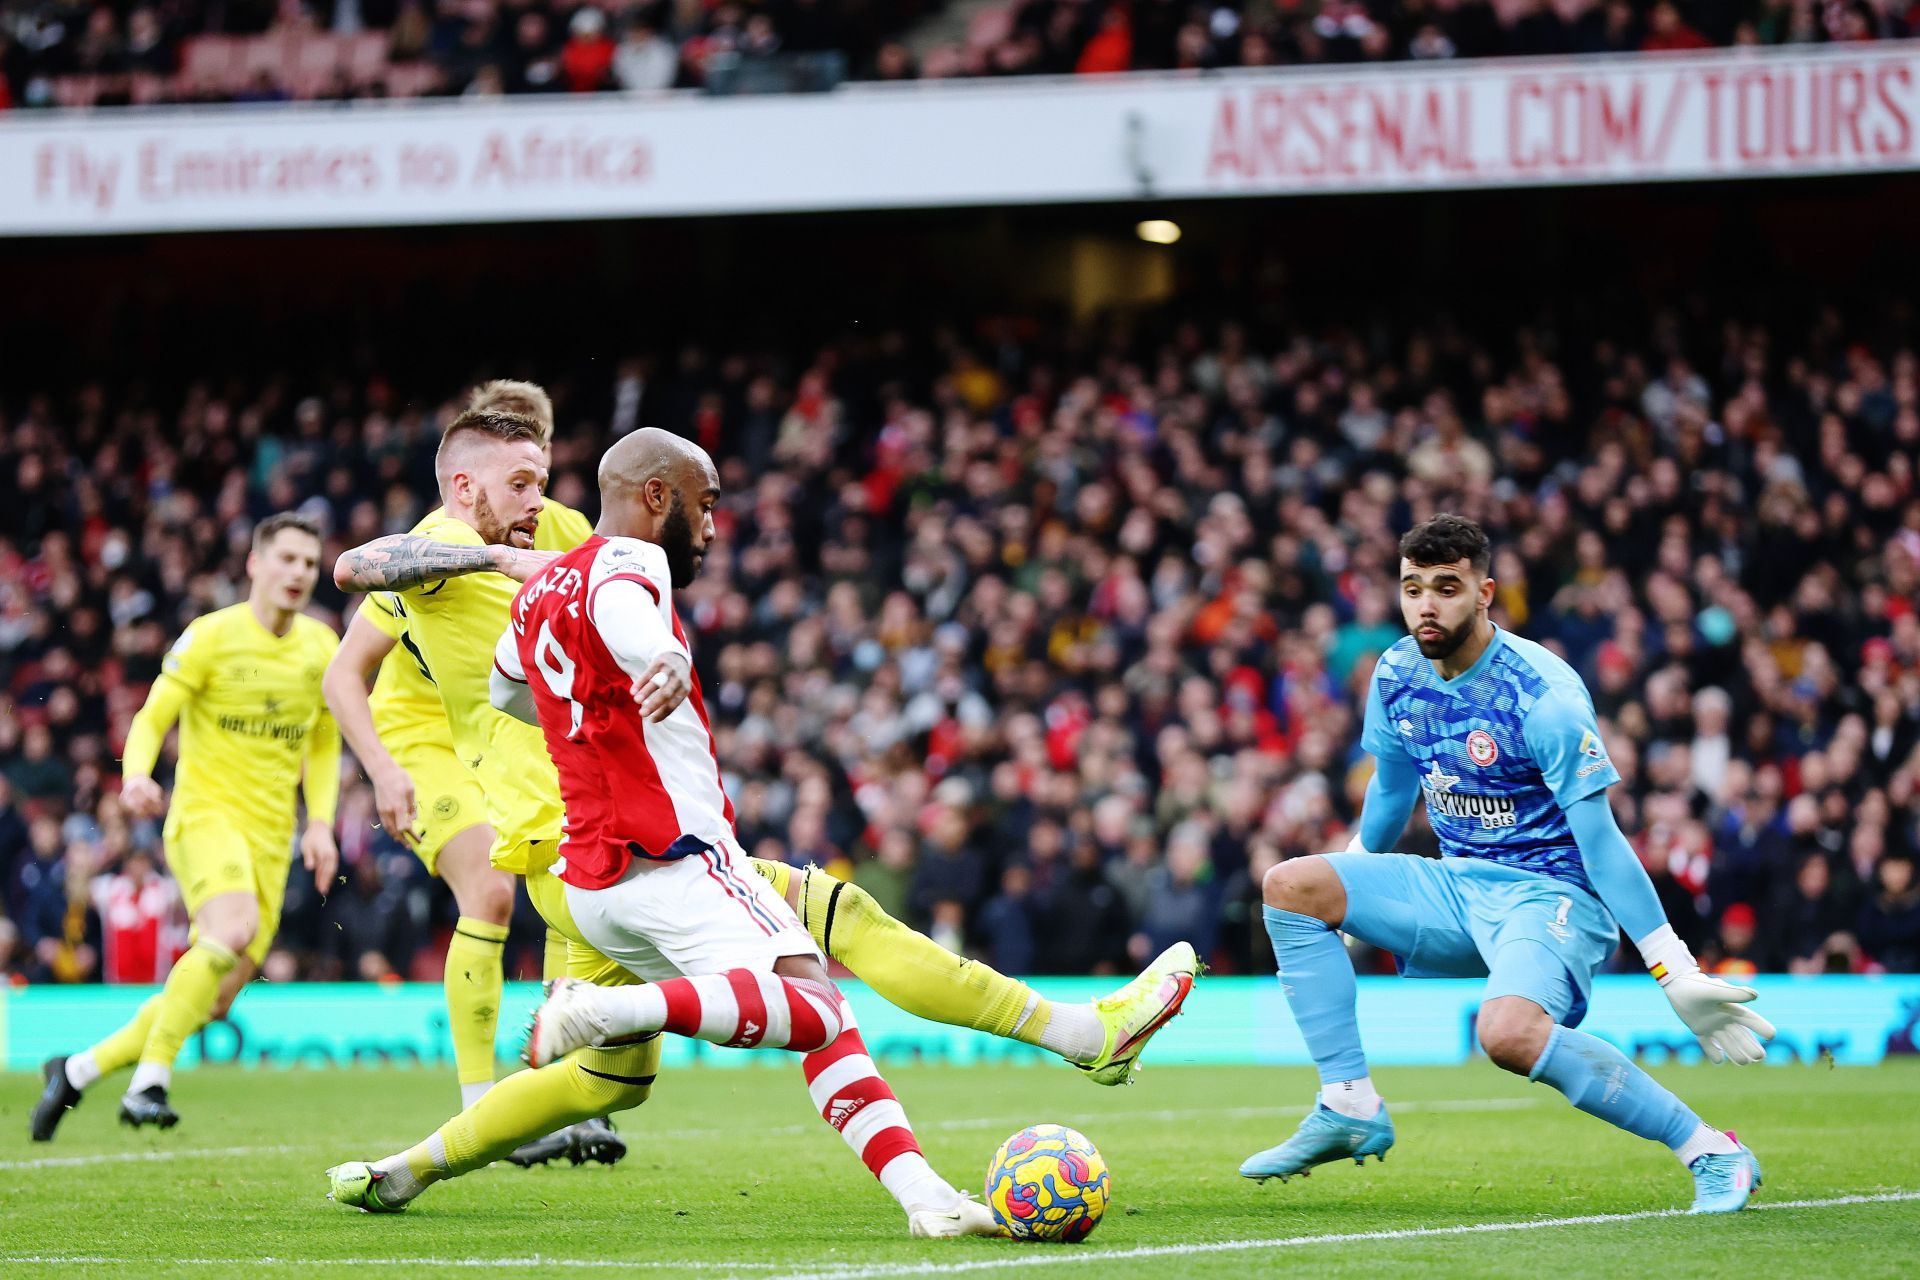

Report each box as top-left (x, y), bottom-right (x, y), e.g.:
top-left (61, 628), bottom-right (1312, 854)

top-left (983, 1124), bottom-right (1111, 1243)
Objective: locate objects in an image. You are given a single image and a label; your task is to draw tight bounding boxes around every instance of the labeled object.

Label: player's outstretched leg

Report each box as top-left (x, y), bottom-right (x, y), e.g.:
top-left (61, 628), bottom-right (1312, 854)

top-left (800, 1000), bottom-right (1003, 1239)
top-left (1241, 860), bottom-right (1394, 1182)
top-left (1490, 995), bottom-right (1762, 1214)
top-left (524, 972), bottom-right (843, 1066)
top-left (328, 1040), bottom-right (658, 1211)
top-left (758, 862), bottom-right (1200, 1084)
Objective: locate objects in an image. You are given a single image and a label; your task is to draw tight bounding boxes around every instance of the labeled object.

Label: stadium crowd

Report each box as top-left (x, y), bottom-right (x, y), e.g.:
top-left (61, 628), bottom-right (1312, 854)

top-left (2, 0), bottom-right (1914, 108)
top-left (1, 301), bottom-right (1919, 990)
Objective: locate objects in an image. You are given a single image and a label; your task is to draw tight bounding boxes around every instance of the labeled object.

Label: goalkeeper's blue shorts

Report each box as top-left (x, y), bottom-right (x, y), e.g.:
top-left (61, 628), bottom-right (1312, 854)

top-left (1324, 852), bottom-right (1619, 1027)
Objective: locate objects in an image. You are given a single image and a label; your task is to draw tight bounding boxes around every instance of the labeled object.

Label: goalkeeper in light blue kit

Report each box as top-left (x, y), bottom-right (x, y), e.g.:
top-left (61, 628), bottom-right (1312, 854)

top-left (1242, 514), bottom-right (1773, 1213)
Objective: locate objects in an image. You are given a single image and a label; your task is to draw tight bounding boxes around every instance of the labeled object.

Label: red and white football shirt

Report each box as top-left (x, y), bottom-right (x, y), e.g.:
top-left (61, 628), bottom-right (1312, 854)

top-left (497, 535), bottom-right (735, 890)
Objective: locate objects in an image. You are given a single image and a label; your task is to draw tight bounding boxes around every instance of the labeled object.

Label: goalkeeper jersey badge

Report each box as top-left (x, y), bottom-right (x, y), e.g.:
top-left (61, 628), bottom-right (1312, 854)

top-left (1466, 729), bottom-right (1498, 766)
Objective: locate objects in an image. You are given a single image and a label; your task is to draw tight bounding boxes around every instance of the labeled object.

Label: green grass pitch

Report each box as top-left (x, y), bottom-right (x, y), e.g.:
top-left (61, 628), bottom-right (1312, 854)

top-left (2, 1060), bottom-right (1918, 1278)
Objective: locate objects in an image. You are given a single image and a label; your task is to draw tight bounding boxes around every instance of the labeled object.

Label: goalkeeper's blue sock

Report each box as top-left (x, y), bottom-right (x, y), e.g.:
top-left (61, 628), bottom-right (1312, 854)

top-left (1530, 1024), bottom-right (1733, 1163)
top-left (1264, 906), bottom-right (1370, 1093)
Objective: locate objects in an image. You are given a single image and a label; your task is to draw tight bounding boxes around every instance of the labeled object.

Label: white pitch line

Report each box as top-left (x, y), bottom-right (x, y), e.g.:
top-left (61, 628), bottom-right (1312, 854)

top-left (0, 1144), bottom-right (301, 1171)
top-left (0, 1257), bottom-right (782, 1271)
top-left (2, 1190), bottom-right (1910, 1275)
top-left (0, 1099), bottom-right (1544, 1174)
top-left (676, 1096), bottom-right (1544, 1141)
top-left (763, 1191), bottom-right (1920, 1280)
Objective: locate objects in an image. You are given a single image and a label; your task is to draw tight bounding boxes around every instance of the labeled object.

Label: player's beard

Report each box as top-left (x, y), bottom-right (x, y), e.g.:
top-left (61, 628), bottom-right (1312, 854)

top-left (1413, 612), bottom-right (1478, 661)
top-left (660, 492), bottom-right (704, 588)
top-left (474, 491), bottom-right (533, 548)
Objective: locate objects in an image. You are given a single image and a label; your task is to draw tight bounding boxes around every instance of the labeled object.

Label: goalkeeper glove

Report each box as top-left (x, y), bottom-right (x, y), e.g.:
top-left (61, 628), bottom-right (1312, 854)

top-left (1638, 925), bottom-right (1775, 1065)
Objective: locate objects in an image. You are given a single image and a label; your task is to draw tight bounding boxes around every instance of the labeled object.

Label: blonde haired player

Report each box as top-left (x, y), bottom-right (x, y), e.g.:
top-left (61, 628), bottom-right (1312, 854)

top-left (322, 381), bottom-right (618, 1165)
top-left (323, 423), bottom-right (1194, 1219)
top-left (32, 513), bottom-right (341, 1138)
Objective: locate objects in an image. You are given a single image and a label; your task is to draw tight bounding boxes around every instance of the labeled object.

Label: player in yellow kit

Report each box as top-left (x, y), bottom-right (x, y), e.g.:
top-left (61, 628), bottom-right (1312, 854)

top-left (323, 415), bottom-right (1197, 1214)
top-left (31, 513), bottom-right (341, 1139)
top-left (327, 407), bottom-right (665, 1196)
top-left (321, 383), bottom-right (610, 1152)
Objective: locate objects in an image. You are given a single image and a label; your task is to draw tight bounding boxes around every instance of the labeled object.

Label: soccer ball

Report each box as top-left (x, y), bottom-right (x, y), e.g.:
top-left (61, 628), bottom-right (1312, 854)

top-left (983, 1123), bottom-right (1111, 1242)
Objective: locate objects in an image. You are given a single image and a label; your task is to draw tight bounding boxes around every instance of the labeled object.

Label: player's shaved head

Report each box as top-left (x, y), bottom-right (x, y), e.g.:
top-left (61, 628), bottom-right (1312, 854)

top-left (599, 427), bottom-right (716, 497)
top-left (597, 428), bottom-right (720, 589)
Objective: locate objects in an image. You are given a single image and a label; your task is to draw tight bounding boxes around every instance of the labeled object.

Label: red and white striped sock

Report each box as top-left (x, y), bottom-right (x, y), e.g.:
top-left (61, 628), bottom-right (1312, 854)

top-left (802, 1003), bottom-right (962, 1213)
top-left (605, 969), bottom-right (843, 1051)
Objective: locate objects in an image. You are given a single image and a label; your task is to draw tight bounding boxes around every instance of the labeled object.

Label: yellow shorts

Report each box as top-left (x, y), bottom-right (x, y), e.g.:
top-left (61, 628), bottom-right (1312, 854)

top-left (163, 809), bottom-right (290, 966)
top-left (389, 737), bottom-right (488, 875)
top-left (522, 859), bottom-right (633, 987)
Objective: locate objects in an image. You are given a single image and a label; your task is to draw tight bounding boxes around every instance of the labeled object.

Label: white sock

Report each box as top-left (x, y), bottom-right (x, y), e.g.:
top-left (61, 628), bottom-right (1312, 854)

top-left (372, 1132), bottom-right (445, 1204)
top-left (65, 1051), bottom-right (102, 1091)
top-left (127, 1062), bottom-right (170, 1095)
top-left (1034, 1002), bottom-right (1106, 1064)
top-left (586, 983), bottom-right (672, 1038)
top-left (1673, 1123), bottom-right (1740, 1167)
top-left (459, 1080), bottom-right (492, 1110)
top-left (879, 1152), bottom-right (963, 1213)
top-left (1320, 1076), bottom-right (1381, 1119)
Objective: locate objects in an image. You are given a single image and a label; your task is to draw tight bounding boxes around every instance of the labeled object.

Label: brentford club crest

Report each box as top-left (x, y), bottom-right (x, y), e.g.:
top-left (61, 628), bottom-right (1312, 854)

top-left (1466, 730), bottom-right (1499, 767)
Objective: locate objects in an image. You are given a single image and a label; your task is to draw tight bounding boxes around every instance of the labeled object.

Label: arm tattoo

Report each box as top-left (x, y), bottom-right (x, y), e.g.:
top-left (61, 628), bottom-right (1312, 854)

top-left (334, 535), bottom-right (497, 593)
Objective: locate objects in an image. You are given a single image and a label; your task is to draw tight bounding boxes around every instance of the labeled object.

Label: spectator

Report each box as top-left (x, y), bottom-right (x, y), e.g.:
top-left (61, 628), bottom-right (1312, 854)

top-left (1076, 7), bottom-right (1132, 73)
top-left (125, 8), bottom-right (173, 75)
top-left (561, 7), bottom-right (616, 93)
top-left (1690, 687), bottom-right (1734, 800)
top-left (977, 864), bottom-right (1040, 975)
top-left (1702, 901), bottom-right (1762, 976)
top-left (613, 19), bottom-right (678, 91)
top-left (1133, 821), bottom-right (1219, 964)
top-left (505, 10), bottom-right (560, 93)
top-left (3, 296), bottom-right (1920, 982)
top-left (1641, 0), bottom-right (1713, 49)
top-left (910, 806), bottom-right (986, 927)
top-left (1327, 586), bottom-right (1402, 685)
top-left (91, 848), bottom-right (183, 983)
top-left (9, 724), bottom-right (72, 804)
top-left (13, 0), bottom-right (1901, 107)
top-left (1767, 853), bottom-right (1856, 973)
top-left (1858, 857), bottom-right (1920, 972)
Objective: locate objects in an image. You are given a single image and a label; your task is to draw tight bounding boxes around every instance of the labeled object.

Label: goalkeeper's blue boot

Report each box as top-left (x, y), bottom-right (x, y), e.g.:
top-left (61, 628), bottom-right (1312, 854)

top-left (1687, 1134), bottom-right (1763, 1214)
top-left (1239, 1102), bottom-right (1395, 1183)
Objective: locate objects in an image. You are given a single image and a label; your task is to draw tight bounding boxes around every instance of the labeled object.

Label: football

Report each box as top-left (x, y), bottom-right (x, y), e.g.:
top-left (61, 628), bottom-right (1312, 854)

top-left (984, 1123), bottom-right (1112, 1242)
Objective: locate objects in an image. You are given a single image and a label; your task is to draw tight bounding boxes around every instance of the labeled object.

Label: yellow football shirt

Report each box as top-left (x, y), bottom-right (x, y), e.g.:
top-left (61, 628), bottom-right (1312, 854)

top-left (365, 500), bottom-right (594, 748)
top-left (533, 499), bottom-right (594, 553)
top-left (125, 603), bottom-right (340, 841)
top-left (397, 513), bottom-right (565, 873)
top-left (362, 591), bottom-right (445, 745)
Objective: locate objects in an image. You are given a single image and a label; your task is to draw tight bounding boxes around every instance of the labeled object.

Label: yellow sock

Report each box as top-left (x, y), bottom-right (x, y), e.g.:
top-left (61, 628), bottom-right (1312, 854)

top-left (140, 938), bottom-right (239, 1068)
top-left (446, 917), bottom-right (508, 1091)
top-left (542, 927), bottom-right (570, 983)
top-left (797, 870), bottom-right (1041, 1040)
top-left (87, 994), bottom-right (163, 1076)
top-left (403, 1040), bottom-right (659, 1184)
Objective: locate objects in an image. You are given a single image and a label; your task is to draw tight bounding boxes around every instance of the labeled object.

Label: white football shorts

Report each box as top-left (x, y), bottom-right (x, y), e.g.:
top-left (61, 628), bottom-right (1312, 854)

top-left (562, 835), bottom-right (821, 982)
